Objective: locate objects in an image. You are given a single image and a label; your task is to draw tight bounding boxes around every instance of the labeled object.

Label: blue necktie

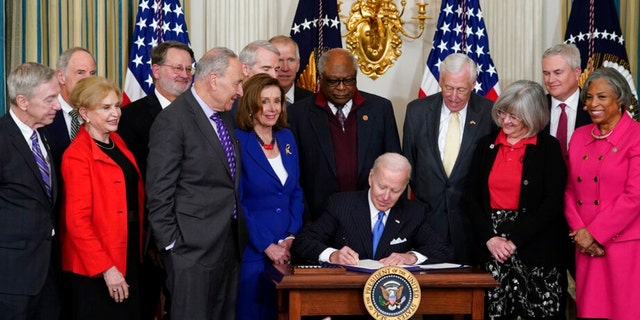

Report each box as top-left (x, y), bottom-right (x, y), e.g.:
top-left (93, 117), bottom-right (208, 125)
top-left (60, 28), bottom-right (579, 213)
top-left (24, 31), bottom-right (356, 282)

top-left (372, 211), bottom-right (385, 257)
top-left (30, 131), bottom-right (51, 198)
top-left (210, 113), bottom-right (237, 219)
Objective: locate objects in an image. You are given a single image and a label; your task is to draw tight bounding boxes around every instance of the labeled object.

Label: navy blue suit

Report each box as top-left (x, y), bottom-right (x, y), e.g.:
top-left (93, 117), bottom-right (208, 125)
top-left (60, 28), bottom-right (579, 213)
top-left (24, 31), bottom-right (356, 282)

top-left (235, 128), bottom-right (303, 320)
top-left (117, 93), bottom-right (163, 179)
top-left (291, 191), bottom-right (453, 264)
top-left (42, 110), bottom-right (71, 176)
top-left (0, 113), bottom-right (60, 319)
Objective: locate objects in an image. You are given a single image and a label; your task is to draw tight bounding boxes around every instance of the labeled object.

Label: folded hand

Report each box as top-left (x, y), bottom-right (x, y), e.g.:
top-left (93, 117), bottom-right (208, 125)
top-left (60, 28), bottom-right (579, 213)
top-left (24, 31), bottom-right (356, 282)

top-left (486, 236), bottom-right (517, 264)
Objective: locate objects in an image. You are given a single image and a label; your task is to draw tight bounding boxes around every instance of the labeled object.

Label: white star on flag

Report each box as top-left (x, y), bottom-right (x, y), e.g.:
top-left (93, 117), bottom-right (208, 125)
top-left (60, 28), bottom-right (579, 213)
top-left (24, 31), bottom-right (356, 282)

top-left (122, 0), bottom-right (191, 106)
top-left (419, 0), bottom-right (500, 100)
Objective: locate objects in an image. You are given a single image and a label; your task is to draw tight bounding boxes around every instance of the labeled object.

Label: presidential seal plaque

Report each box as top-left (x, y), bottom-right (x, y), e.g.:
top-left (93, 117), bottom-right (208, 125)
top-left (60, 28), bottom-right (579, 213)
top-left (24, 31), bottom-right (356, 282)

top-left (363, 266), bottom-right (421, 319)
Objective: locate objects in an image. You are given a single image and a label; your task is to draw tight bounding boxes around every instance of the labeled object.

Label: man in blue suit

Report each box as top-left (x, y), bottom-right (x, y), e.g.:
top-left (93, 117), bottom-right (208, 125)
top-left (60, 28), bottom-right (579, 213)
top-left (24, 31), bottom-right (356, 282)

top-left (0, 62), bottom-right (61, 320)
top-left (292, 153), bottom-right (452, 266)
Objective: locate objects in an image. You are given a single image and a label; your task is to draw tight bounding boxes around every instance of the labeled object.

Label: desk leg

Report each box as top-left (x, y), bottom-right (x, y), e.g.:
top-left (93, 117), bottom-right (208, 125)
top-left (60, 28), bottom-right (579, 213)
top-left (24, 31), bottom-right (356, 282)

top-left (289, 290), bottom-right (302, 320)
top-left (470, 288), bottom-right (485, 320)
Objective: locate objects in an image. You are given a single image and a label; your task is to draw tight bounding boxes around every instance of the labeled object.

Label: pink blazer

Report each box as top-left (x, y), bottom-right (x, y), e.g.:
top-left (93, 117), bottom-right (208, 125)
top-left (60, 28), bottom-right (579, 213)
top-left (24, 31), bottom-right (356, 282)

top-left (565, 112), bottom-right (640, 245)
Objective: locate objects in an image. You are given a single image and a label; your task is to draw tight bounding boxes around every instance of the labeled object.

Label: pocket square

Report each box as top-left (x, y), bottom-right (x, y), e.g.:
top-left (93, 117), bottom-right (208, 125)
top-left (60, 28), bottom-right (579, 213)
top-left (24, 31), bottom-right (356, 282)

top-left (390, 237), bottom-right (407, 245)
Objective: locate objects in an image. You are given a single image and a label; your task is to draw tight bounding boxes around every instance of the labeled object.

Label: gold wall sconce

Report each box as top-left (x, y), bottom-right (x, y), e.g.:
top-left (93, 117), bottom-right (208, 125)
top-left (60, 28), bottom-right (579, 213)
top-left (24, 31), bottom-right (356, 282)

top-left (343, 0), bottom-right (429, 80)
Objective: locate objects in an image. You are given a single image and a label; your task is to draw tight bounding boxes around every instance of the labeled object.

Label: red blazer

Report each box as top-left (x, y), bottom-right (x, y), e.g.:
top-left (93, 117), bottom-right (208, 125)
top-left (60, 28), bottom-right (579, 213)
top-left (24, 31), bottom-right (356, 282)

top-left (60, 126), bottom-right (144, 277)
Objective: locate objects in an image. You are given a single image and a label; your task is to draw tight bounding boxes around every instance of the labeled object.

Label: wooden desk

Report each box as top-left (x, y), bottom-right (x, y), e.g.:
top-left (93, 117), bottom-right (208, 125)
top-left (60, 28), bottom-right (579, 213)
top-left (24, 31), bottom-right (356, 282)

top-left (270, 264), bottom-right (499, 320)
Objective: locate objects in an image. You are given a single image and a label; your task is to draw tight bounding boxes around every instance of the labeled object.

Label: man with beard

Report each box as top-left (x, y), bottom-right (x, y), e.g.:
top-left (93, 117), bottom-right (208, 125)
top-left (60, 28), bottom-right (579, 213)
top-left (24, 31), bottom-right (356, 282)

top-left (117, 40), bottom-right (195, 320)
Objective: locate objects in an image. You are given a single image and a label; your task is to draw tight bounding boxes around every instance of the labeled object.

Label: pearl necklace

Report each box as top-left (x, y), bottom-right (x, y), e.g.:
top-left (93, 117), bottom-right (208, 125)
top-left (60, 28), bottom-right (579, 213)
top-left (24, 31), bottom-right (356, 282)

top-left (591, 126), bottom-right (614, 140)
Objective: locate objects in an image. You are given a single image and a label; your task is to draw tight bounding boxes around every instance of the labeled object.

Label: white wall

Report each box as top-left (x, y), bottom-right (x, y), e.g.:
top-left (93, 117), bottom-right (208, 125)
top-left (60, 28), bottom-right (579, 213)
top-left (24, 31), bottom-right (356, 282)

top-left (189, 0), bottom-right (565, 137)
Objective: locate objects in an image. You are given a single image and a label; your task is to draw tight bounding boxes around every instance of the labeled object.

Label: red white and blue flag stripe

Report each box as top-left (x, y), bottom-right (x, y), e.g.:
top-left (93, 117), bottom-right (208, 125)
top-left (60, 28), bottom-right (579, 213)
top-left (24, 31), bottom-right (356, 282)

top-left (419, 0), bottom-right (500, 101)
top-left (123, 0), bottom-right (191, 105)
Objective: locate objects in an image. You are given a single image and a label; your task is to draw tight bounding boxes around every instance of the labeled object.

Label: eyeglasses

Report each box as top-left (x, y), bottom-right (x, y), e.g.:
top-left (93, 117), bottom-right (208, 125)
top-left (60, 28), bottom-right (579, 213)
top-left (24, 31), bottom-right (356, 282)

top-left (160, 64), bottom-right (193, 74)
top-left (323, 77), bottom-right (357, 87)
top-left (441, 85), bottom-right (470, 95)
top-left (497, 110), bottom-right (522, 122)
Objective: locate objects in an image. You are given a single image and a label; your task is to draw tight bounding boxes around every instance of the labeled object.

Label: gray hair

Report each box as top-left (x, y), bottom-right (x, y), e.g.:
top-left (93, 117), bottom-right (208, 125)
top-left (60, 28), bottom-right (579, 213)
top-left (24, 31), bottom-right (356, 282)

top-left (317, 48), bottom-right (358, 78)
top-left (491, 80), bottom-right (549, 137)
top-left (269, 35), bottom-right (300, 60)
top-left (238, 40), bottom-right (280, 68)
top-left (56, 47), bottom-right (95, 73)
top-left (580, 67), bottom-right (633, 111)
top-left (372, 152), bottom-right (412, 181)
top-left (8, 62), bottom-right (57, 105)
top-left (194, 47), bottom-right (238, 81)
top-left (440, 53), bottom-right (478, 84)
top-left (542, 43), bottom-right (581, 70)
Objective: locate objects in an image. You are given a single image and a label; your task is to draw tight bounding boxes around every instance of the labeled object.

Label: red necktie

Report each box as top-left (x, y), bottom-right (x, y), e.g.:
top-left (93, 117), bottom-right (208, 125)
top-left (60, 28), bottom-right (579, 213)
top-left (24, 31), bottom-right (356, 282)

top-left (557, 103), bottom-right (568, 157)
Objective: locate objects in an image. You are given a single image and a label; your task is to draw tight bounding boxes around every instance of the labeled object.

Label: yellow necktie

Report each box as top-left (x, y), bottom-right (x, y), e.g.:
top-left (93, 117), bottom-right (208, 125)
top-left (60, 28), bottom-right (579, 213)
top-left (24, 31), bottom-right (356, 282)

top-left (443, 112), bottom-right (460, 177)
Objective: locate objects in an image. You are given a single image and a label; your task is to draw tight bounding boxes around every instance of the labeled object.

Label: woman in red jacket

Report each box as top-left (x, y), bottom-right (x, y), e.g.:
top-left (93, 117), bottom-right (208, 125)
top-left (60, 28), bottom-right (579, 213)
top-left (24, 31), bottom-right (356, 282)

top-left (61, 76), bottom-right (144, 320)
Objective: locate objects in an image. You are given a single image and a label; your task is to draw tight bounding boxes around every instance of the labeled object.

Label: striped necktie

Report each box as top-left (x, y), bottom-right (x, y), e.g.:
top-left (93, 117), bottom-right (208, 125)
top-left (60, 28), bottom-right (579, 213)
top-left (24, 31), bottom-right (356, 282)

top-left (69, 109), bottom-right (80, 139)
top-left (30, 131), bottom-right (51, 198)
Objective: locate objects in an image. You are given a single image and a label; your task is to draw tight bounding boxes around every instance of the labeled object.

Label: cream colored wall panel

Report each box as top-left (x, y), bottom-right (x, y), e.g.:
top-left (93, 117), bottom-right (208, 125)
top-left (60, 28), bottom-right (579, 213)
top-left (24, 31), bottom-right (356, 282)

top-left (191, 0), bottom-right (566, 137)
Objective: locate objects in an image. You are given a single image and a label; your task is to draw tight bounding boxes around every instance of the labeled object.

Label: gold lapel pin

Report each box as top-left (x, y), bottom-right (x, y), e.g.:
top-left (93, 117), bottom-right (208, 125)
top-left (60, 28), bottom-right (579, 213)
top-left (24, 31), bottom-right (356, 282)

top-left (285, 144), bottom-right (292, 155)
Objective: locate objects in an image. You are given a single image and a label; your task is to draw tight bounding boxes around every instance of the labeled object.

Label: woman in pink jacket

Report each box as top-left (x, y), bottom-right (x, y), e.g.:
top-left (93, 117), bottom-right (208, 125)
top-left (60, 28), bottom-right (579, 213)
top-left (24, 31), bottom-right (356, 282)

top-left (565, 67), bottom-right (640, 320)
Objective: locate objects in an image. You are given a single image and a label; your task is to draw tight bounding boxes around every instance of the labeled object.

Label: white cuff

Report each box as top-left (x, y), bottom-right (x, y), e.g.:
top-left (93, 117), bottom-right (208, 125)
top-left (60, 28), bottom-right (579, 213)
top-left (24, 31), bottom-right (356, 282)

top-left (319, 248), bottom-right (338, 263)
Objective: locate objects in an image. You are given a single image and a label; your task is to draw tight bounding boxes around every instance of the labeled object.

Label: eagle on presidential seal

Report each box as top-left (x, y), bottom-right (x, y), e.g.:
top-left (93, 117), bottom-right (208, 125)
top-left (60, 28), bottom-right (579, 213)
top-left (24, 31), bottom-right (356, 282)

top-left (377, 280), bottom-right (407, 310)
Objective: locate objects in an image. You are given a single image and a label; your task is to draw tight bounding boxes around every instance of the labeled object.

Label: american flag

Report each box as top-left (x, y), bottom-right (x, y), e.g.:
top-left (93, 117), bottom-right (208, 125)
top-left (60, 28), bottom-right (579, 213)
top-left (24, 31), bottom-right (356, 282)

top-left (122, 0), bottom-right (191, 105)
top-left (564, 0), bottom-right (638, 120)
top-left (419, 0), bottom-right (499, 101)
top-left (289, 0), bottom-right (342, 93)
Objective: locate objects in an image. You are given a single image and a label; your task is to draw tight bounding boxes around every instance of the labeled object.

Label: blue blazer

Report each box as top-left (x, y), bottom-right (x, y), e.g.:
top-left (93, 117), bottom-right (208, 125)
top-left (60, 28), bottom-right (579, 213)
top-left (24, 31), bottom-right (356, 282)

top-left (235, 128), bottom-right (304, 262)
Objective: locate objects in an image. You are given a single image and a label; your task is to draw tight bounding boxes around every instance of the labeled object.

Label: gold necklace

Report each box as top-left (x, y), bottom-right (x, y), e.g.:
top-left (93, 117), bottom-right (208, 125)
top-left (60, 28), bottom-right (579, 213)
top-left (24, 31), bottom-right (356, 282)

top-left (591, 126), bottom-right (614, 140)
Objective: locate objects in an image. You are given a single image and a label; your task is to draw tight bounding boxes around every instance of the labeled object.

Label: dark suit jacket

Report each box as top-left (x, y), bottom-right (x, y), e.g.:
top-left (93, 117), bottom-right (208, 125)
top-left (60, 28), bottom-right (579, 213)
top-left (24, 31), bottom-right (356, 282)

top-left (235, 128), bottom-right (303, 262)
top-left (288, 91), bottom-right (401, 222)
top-left (0, 114), bottom-right (57, 295)
top-left (465, 131), bottom-right (569, 267)
top-left (291, 191), bottom-right (452, 264)
top-left (293, 86), bottom-right (313, 103)
top-left (42, 110), bottom-right (71, 175)
top-left (402, 92), bottom-right (494, 264)
top-left (146, 89), bottom-right (248, 267)
top-left (543, 93), bottom-right (591, 134)
top-left (117, 93), bottom-right (163, 179)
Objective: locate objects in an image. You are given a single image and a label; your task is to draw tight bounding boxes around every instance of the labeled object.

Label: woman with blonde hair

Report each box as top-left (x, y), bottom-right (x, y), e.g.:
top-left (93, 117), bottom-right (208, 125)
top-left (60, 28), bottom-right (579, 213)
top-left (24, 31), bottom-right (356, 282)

top-left (61, 76), bottom-right (143, 319)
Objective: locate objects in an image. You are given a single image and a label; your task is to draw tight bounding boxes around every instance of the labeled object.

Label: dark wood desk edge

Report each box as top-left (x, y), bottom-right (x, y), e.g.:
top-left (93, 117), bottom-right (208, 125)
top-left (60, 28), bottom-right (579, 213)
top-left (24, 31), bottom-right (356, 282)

top-left (271, 264), bottom-right (499, 289)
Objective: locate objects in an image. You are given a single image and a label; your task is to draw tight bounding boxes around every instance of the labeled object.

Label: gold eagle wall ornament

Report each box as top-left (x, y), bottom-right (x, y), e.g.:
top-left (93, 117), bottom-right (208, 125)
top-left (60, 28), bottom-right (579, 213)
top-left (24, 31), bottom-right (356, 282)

top-left (343, 0), bottom-right (429, 80)
top-left (297, 51), bottom-right (318, 93)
